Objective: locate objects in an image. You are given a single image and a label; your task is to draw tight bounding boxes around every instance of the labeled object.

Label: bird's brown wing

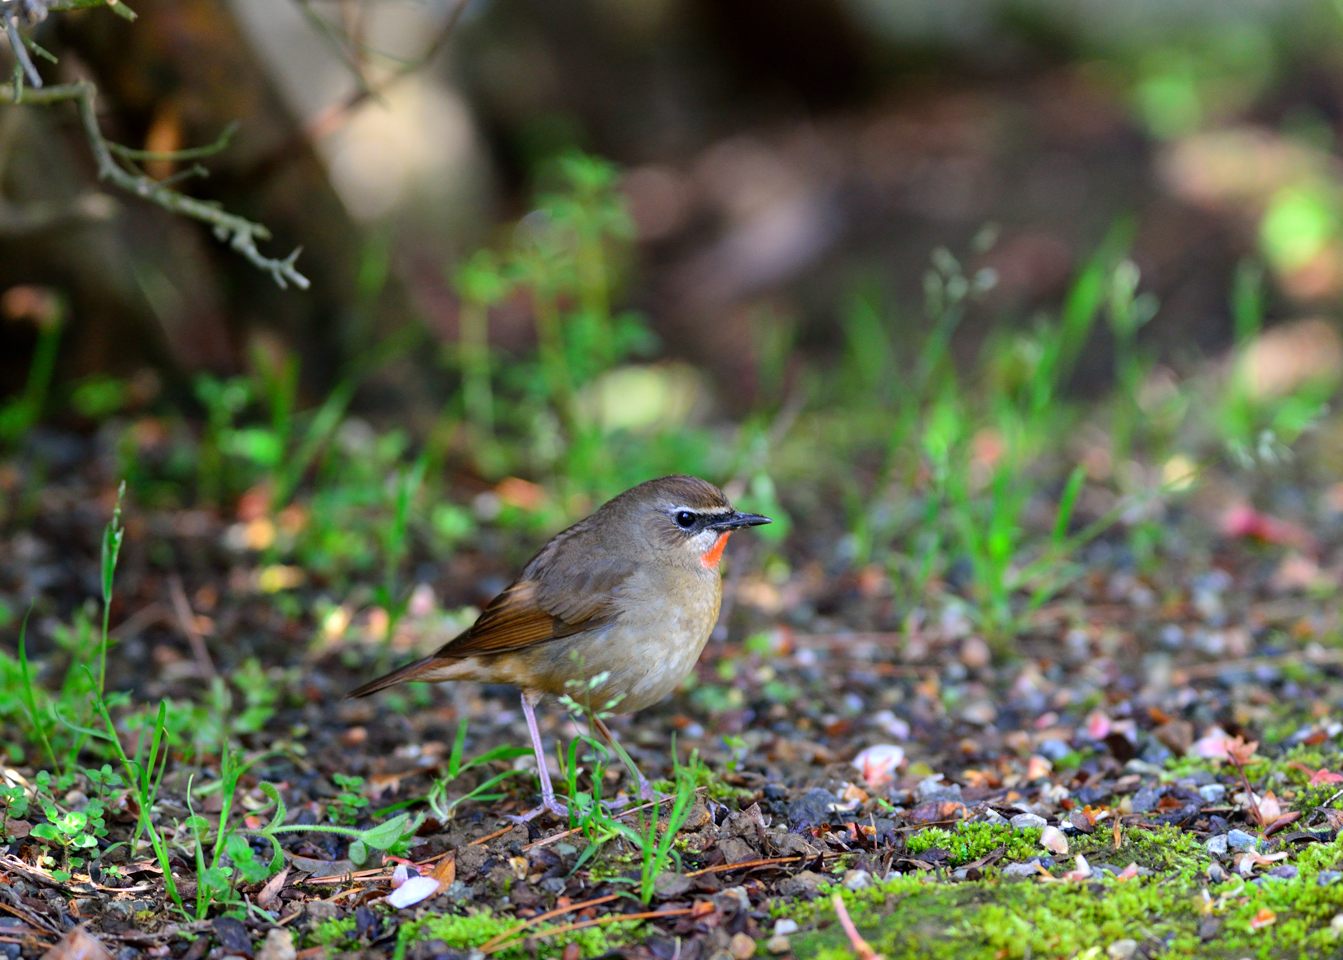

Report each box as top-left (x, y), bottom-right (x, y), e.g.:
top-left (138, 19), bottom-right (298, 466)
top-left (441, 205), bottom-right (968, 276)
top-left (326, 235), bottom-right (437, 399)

top-left (348, 515), bottom-right (631, 698)
top-left (430, 518), bottom-right (630, 659)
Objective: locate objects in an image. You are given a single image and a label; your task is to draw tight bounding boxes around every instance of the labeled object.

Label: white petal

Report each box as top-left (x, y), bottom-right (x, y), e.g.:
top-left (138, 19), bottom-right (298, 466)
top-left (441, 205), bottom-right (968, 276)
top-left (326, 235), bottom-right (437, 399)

top-left (386, 876), bottom-right (440, 909)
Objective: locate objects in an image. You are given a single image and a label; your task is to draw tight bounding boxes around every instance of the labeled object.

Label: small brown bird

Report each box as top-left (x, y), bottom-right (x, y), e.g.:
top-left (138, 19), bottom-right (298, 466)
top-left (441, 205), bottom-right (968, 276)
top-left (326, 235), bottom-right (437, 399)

top-left (350, 475), bottom-right (770, 820)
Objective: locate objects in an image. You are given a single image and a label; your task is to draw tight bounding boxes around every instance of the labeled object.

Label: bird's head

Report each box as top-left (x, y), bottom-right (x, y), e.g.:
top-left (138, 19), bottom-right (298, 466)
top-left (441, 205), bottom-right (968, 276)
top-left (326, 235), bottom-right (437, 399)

top-left (615, 475), bottom-right (771, 570)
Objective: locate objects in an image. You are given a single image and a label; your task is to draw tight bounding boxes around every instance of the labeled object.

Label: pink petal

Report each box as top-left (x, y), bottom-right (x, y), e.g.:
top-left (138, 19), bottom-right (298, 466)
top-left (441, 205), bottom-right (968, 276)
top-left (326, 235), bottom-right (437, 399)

top-left (1192, 730), bottom-right (1233, 760)
top-left (1085, 711), bottom-right (1111, 740)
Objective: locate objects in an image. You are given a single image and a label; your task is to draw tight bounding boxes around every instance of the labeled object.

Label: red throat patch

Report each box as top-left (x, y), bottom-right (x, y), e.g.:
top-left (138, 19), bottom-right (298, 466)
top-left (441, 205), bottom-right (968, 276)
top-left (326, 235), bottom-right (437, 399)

top-left (700, 531), bottom-right (732, 569)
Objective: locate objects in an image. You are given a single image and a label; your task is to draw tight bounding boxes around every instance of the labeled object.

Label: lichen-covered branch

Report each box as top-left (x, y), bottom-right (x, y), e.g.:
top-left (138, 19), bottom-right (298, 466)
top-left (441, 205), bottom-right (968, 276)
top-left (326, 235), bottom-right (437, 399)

top-left (2, 80), bottom-right (310, 289)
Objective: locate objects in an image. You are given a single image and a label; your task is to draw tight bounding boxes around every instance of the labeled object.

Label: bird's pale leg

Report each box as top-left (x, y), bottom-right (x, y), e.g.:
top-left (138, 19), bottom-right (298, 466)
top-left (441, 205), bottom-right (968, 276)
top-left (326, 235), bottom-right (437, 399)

top-left (508, 691), bottom-right (570, 822)
top-left (591, 714), bottom-right (668, 803)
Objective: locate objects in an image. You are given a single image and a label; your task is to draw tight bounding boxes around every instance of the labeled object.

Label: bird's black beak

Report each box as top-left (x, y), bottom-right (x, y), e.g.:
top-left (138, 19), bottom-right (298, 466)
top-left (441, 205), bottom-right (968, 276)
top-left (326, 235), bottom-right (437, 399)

top-left (709, 511), bottom-right (772, 531)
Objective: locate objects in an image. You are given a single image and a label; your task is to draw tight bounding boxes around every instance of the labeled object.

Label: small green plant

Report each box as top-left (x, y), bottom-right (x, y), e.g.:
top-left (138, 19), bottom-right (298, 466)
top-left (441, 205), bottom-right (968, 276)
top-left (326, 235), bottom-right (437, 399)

top-left (424, 718), bottom-right (528, 822)
top-left (30, 797), bottom-right (104, 882)
top-left (98, 482), bottom-right (125, 698)
top-left (632, 754), bottom-right (700, 904)
top-left (438, 149), bottom-right (662, 496)
top-left (329, 773), bottom-right (371, 825)
top-left (1216, 262), bottom-right (1332, 473)
top-left (184, 745), bottom-right (279, 918)
top-left (0, 778), bottom-right (30, 831)
top-left (1105, 258), bottom-right (1161, 466)
top-left (451, 249), bottom-right (511, 456)
top-left (242, 781), bottom-right (424, 869)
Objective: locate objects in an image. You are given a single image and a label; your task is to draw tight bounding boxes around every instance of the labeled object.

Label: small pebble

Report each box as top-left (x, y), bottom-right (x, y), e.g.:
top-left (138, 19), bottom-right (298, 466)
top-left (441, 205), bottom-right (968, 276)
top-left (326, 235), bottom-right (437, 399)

top-left (728, 932), bottom-right (756, 960)
top-left (1003, 861), bottom-right (1042, 878)
top-left (1158, 624), bottom-right (1184, 649)
top-left (1010, 813), bottom-right (1047, 830)
top-left (1108, 939), bottom-right (1138, 960)
top-left (787, 788), bottom-right (837, 827)
top-left (1198, 784), bottom-right (1226, 803)
top-left (1036, 739), bottom-right (1072, 761)
top-left (1040, 825), bottom-right (1068, 855)
top-left (766, 935), bottom-right (792, 954)
top-left (1129, 785), bottom-right (1163, 813)
top-left (1317, 871), bottom-right (1341, 886)
top-left (773, 920), bottom-right (799, 937)
top-left (257, 928), bottom-right (296, 960)
top-left (960, 636), bottom-right (992, 669)
top-left (914, 777), bottom-right (964, 805)
top-left (843, 869), bottom-right (872, 891)
top-left (1205, 835), bottom-right (1228, 856)
top-left (1226, 829), bottom-right (1256, 851)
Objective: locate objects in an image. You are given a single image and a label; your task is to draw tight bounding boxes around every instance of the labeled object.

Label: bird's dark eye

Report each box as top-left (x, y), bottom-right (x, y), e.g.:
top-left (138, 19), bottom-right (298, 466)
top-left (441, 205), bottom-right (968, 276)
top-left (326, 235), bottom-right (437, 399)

top-left (674, 510), bottom-right (697, 529)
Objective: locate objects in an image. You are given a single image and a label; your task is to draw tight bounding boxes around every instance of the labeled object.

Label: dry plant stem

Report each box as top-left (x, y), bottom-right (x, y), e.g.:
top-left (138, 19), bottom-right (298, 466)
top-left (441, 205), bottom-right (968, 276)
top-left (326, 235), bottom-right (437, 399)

top-left (478, 893), bottom-right (622, 954)
top-left (0, 80), bottom-right (309, 289)
top-left (1228, 753), bottom-right (1263, 828)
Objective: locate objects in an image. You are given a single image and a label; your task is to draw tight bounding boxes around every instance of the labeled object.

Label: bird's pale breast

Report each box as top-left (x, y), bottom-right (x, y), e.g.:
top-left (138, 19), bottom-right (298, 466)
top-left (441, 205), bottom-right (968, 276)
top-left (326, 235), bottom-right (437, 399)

top-left (502, 564), bottom-right (723, 713)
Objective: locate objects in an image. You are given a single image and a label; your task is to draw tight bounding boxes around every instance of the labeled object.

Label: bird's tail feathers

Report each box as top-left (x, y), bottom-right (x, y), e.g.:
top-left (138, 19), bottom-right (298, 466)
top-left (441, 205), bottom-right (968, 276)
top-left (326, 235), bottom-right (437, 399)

top-left (347, 656), bottom-right (465, 698)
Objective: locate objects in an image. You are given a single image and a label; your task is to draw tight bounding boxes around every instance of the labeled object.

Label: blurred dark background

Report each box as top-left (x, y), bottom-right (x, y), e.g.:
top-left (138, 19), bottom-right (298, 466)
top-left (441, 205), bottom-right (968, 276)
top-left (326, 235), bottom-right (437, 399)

top-left (2, 0), bottom-right (1342, 415)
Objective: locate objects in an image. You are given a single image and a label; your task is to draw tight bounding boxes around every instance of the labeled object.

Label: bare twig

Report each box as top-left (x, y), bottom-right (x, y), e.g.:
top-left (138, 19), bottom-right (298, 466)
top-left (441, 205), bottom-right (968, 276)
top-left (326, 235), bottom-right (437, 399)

top-left (4, 13), bottom-right (41, 87)
top-left (107, 120), bottom-right (237, 163)
top-left (39, 1), bottom-right (136, 20)
top-left (478, 893), bottom-right (622, 954)
top-left (1, 80), bottom-right (310, 288)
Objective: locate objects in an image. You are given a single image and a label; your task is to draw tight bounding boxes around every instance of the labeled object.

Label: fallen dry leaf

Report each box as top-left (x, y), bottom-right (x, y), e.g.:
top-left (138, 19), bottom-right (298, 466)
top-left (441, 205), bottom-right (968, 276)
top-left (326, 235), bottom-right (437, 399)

top-left (432, 855), bottom-right (457, 887)
top-left (256, 866), bottom-right (290, 909)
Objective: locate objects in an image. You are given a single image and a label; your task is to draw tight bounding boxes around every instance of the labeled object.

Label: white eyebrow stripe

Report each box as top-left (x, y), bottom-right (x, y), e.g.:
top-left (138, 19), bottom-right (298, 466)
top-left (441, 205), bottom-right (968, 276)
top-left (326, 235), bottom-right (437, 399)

top-left (673, 505), bottom-right (733, 514)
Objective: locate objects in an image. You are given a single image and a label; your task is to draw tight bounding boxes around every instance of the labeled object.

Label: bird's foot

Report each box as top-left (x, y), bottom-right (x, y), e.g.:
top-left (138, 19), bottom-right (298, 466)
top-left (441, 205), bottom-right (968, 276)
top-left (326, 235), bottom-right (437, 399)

top-left (506, 796), bottom-right (570, 823)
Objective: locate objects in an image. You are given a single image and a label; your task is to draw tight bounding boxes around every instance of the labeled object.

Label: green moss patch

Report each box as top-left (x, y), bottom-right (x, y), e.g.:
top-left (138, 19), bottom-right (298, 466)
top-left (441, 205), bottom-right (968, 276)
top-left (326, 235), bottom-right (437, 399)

top-left (783, 834), bottom-right (1343, 959)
